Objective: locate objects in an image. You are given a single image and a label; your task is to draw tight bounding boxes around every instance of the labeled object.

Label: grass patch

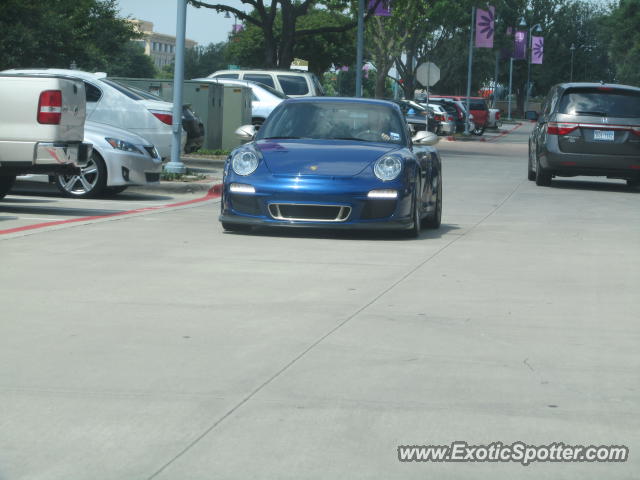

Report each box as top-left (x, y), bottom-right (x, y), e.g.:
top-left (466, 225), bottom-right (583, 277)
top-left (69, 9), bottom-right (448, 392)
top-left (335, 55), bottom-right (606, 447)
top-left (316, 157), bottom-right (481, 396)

top-left (191, 148), bottom-right (231, 156)
top-left (161, 168), bottom-right (208, 181)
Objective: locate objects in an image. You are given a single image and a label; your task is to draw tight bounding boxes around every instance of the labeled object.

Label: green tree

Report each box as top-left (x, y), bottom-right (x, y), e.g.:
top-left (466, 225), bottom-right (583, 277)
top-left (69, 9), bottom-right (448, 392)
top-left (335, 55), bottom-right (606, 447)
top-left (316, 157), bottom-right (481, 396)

top-left (0, 0), bottom-right (140, 71)
top-left (226, 8), bottom-right (355, 77)
top-left (105, 41), bottom-right (157, 78)
top-left (606, 0), bottom-right (640, 85)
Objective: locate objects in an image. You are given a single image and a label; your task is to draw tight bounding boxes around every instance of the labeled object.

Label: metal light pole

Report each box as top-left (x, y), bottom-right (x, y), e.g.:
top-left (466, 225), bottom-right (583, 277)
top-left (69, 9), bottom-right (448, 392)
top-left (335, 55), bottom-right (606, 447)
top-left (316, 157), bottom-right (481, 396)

top-left (570, 43), bottom-right (576, 81)
top-left (508, 57), bottom-right (514, 120)
top-left (355, 0), bottom-right (364, 97)
top-left (165, 0), bottom-right (187, 173)
top-left (464, 6), bottom-right (475, 135)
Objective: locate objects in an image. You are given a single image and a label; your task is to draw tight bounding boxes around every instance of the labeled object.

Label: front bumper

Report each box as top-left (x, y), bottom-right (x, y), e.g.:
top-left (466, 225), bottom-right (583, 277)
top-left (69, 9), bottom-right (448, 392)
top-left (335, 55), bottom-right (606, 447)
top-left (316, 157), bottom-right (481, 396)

top-left (219, 175), bottom-right (414, 230)
top-left (104, 147), bottom-right (162, 186)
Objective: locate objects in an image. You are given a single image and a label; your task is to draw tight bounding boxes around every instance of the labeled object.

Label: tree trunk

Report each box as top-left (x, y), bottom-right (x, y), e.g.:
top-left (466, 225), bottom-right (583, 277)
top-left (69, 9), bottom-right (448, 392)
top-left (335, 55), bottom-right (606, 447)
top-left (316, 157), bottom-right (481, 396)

top-left (277, 5), bottom-right (296, 68)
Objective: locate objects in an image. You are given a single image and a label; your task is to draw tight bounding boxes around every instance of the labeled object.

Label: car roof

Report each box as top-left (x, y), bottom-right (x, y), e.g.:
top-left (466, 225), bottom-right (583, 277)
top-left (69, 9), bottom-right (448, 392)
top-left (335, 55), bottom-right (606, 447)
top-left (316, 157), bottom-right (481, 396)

top-left (555, 82), bottom-right (640, 93)
top-left (282, 97), bottom-right (401, 109)
top-left (2, 68), bottom-right (103, 81)
top-left (211, 69), bottom-right (313, 76)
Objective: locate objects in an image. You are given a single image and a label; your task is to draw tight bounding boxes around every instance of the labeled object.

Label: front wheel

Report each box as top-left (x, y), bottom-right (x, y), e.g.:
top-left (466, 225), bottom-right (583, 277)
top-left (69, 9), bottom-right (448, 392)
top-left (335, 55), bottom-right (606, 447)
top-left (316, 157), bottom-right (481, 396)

top-left (527, 144), bottom-right (536, 181)
top-left (0, 175), bottom-right (16, 199)
top-left (403, 191), bottom-right (421, 238)
top-left (55, 152), bottom-right (107, 198)
top-left (627, 178), bottom-right (640, 188)
top-left (473, 125), bottom-right (485, 136)
top-left (424, 175), bottom-right (442, 229)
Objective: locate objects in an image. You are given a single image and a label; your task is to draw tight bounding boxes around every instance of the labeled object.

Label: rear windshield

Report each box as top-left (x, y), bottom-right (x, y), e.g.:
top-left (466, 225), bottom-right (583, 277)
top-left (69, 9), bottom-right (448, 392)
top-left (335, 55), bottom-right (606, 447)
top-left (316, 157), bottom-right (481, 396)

top-left (277, 75), bottom-right (309, 95)
top-left (257, 83), bottom-right (287, 99)
top-left (558, 88), bottom-right (640, 117)
top-left (100, 79), bottom-right (146, 100)
top-left (244, 74), bottom-right (275, 89)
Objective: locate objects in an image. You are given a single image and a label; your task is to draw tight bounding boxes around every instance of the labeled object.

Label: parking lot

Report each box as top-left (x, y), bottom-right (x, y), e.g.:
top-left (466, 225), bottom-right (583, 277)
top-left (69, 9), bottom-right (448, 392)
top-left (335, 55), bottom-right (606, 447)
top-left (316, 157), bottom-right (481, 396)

top-left (1, 123), bottom-right (638, 479)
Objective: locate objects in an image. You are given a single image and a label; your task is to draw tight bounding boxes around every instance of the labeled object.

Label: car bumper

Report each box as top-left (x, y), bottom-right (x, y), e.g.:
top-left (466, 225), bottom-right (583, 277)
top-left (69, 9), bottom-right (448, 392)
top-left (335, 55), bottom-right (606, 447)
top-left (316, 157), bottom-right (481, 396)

top-left (541, 137), bottom-right (640, 178)
top-left (35, 142), bottom-right (92, 167)
top-left (219, 175), bottom-right (414, 230)
top-left (104, 149), bottom-right (162, 186)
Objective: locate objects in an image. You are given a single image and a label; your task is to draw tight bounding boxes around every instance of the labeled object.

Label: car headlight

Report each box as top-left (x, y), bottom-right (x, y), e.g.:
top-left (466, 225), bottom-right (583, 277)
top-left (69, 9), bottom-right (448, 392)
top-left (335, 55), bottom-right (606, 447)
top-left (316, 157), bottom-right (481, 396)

top-left (105, 137), bottom-right (143, 154)
top-left (374, 154), bottom-right (402, 181)
top-left (231, 150), bottom-right (259, 176)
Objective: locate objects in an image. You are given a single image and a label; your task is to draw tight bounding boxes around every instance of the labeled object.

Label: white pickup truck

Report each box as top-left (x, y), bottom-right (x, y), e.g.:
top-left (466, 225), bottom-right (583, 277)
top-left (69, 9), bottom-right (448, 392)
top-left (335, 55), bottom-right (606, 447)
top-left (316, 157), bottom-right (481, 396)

top-left (0, 74), bottom-right (91, 199)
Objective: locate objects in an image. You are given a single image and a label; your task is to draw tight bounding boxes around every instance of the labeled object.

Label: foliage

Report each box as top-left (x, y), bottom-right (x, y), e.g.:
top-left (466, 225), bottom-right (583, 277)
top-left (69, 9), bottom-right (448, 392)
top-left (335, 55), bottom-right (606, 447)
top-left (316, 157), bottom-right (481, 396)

top-left (226, 8), bottom-right (355, 76)
top-left (106, 42), bottom-right (157, 78)
top-left (0, 0), bottom-right (139, 72)
top-left (159, 42), bottom-right (229, 79)
top-left (606, 0), bottom-right (640, 85)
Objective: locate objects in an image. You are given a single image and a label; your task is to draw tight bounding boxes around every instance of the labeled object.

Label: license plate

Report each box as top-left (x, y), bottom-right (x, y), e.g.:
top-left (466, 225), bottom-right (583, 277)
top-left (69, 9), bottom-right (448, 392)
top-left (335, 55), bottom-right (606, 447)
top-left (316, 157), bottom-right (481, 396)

top-left (593, 130), bottom-right (614, 141)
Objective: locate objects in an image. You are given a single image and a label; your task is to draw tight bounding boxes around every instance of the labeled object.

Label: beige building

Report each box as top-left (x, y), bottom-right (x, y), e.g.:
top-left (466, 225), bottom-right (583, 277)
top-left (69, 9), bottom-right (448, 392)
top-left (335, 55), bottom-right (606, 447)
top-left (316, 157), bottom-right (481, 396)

top-left (128, 19), bottom-right (198, 69)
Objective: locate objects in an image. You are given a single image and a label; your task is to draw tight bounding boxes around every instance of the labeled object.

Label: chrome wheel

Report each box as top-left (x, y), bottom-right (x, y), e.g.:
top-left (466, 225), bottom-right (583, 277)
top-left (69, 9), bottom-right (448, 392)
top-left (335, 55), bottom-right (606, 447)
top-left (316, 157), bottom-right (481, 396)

top-left (56, 152), bottom-right (106, 198)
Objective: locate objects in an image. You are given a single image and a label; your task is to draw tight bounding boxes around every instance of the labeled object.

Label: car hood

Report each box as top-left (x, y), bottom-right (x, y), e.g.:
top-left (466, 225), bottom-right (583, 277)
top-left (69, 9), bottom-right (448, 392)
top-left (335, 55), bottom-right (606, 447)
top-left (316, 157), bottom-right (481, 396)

top-left (255, 139), bottom-right (399, 176)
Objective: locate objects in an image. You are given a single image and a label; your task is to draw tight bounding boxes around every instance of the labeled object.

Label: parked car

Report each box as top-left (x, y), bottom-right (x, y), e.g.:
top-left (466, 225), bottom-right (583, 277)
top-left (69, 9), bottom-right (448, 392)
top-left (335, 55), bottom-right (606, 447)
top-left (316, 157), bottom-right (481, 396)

top-left (3, 69), bottom-right (182, 161)
top-left (207, 69), bottom-right (324, 97)
top-left (0, 73), bottom-right (91, 199)
top-left (429, 98), bottom-right (475, 133)
top-left (112, 82), bottom-right (204, 153)
top-left (390, 99), bottom-right (438, 133)
top-left (192, 77), bottom-right (286, 126)
top-left (18, 121), bottom-right (162, 198)
top-left (220, 97), bottom-right (442, 237)
top-left (431, 95), bottom-right (488, 135)
top-left (528, 82), bottom-right (640, 188)
top-left (487, 108), bottom-right (502, 129)
top-left (426, 103), bottom-right (456, 135)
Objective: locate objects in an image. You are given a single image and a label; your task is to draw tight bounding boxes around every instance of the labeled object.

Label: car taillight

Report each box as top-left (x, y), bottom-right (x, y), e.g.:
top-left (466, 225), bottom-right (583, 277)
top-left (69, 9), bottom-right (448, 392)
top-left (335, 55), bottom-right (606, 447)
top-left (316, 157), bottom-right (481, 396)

top-left (435, 114), bottom-right (444, 121)
top-left (151, 111), bottom-right (172, 125)
top-left (448, 115), bottom-right (454, 121)
top-left (547, 122), bottom-right (579, 135)
top-left (37, 90), bottom-right (62, 124)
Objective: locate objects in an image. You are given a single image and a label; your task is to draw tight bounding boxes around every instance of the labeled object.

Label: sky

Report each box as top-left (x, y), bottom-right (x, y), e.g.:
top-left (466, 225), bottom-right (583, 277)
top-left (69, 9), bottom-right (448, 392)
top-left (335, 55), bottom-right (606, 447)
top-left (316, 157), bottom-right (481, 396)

top-left (115, 0), bottom-right (247, 46)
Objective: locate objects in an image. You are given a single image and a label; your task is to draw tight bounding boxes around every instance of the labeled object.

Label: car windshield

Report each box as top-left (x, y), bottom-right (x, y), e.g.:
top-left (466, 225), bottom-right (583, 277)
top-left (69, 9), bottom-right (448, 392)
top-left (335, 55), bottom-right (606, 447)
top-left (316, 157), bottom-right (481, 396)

top-left (559, 87), bottom-right (640, 117)
top-left (257, 101), bottom-right (406, 145)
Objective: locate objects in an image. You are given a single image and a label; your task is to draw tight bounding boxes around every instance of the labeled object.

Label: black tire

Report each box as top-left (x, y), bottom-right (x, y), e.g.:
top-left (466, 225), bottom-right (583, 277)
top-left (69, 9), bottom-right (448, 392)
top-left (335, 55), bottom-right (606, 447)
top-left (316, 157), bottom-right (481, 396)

top-left (424, 174), bottom-right (442, 229)
top-left (222, 222), bottom-right (251, 233)
top-left (55, 152), bottom-right (107, 198)
top-left (473, 125), bottom-right (485, 136)
top-left (103, 185), bottom-right (128, 196)
top-left (527, 144), bottom-right (536, 181)
top-left (0, 175), bottom-right (16, 199)
top-left (535, 153), bottom-right (552, 186)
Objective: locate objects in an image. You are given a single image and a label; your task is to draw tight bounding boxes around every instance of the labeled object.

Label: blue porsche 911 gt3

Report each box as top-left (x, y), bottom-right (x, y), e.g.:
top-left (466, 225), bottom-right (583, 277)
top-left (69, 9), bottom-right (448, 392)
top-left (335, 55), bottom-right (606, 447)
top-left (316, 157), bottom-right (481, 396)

top-left (219, 97), bottom-right (442, 237)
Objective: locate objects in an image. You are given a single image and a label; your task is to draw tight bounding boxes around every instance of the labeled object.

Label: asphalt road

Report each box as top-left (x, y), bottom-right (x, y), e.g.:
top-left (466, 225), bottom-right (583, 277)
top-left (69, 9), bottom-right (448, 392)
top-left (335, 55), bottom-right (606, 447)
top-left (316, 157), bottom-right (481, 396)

top-left (1, 124), bottom-right (638, 479)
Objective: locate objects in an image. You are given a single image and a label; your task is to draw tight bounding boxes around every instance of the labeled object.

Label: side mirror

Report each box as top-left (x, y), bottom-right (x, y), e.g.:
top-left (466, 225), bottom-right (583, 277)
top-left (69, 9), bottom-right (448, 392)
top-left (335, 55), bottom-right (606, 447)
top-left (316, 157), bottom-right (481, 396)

top-left (524, 110), bottom-right (539, 121)
top-left (412, 130), bottom-right (439, 146)
top-left (235, 124), bottom-right (256, 141)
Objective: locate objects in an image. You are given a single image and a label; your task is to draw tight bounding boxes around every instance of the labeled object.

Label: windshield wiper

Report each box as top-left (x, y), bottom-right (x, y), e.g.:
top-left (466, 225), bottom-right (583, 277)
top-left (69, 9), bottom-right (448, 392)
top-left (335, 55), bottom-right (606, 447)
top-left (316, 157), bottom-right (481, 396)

top-left (575, 110), bottom-right (608, 116)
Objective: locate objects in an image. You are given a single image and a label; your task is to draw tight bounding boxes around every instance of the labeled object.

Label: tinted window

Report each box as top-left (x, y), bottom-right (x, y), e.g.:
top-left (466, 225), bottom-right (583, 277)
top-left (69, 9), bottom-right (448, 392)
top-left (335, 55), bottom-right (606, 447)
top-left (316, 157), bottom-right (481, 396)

top-left (216, 73), bottom-right (239, 79)
top-left (558, 88), bottom-right (640, 117)
top-left (258, 101), bottom-right (405, 144)
top-left (255, 83), bottom-right (287, 99)
top-left (99, 79), bottom-right (146, 100)
top-left (311, 73), bottom-right (325, 95)
top-left (469, 100), bottom-right (487, 110)
top-left (85, 82), bottom-right (102, 103)
top-left (277, 75), bottom-right (309, 95)
top-left (244, 74), bottom-right (275, 89)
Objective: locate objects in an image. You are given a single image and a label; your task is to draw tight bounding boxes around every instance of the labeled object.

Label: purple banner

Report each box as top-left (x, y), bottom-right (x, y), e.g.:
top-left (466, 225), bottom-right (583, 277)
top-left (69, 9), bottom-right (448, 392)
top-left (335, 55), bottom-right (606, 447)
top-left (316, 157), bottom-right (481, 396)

top-left (513, 30), bottom-right (527, 60)
top-left (368, 0), bottom-right (391, 16)
top-left (531, 36), bottom-right (544, 64)
top-left (475, 6), bottom-right (495, 48)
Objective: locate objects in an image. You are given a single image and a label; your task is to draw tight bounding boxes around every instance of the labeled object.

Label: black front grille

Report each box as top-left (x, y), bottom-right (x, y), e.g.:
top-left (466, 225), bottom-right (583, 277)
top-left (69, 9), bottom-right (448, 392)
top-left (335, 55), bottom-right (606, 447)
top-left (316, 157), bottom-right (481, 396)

top-left (231, 194), bottom-right (261, 215)
top-left (144, 146), bottom-right (158, 158)
top-left (269, 204), bottom-right (350, 221)
top-left (145, 172), bottom-right (160, 182)
top-left (361, 199), bottom-right (397, 219)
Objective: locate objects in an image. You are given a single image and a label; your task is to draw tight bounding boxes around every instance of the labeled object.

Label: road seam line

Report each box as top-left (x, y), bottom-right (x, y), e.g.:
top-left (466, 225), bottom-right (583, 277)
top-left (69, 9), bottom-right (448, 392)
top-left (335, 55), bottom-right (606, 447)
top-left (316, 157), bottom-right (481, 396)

top-left (146, 178), bottom-right (526, 479)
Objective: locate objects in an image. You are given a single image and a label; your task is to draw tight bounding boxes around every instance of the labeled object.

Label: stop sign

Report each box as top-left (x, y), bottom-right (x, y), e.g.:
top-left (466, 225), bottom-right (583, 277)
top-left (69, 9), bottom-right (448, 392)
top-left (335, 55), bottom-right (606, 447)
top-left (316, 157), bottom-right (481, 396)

top-left (416, 62), bottom-right (440, 87)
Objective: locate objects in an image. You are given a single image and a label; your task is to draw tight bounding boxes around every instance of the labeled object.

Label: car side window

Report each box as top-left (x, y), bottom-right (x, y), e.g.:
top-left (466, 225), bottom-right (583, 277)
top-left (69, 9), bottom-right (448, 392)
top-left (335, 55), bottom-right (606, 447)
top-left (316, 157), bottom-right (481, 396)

top-left (244, 74), bottom-right (275, 89)
top-left (277, 75), bottom-right (309, 95)
top-left (85, 82), bottom-right (102, 103)
top-left (216, 73), bottom-right (239, 79)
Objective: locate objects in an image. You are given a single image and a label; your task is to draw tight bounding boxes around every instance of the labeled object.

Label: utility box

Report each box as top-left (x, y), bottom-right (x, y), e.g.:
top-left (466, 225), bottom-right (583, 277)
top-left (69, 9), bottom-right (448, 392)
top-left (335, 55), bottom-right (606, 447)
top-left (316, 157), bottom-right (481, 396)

top-left (109, 77), bottom-right (251, 150)
top-left (221, 84), bottom-right (252, 150)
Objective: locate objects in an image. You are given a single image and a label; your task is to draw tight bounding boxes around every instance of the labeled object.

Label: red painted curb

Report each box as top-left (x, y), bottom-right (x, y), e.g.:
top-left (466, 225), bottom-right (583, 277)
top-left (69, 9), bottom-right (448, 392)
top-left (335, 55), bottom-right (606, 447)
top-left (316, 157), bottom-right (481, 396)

top-left (485, 122), bottom-right (524, 142)
top-left (1, 183), bottom-right (223, 236)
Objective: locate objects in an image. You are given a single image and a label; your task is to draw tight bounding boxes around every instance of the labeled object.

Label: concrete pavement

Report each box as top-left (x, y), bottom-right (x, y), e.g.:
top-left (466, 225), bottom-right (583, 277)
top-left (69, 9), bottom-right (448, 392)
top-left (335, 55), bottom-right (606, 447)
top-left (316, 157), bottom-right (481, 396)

top-left (1, 123), bottom-right (638, 479)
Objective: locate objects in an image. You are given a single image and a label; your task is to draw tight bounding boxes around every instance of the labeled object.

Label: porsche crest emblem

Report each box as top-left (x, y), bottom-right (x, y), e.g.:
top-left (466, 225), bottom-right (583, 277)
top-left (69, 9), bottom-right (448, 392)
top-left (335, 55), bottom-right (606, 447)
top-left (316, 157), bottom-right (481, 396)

top-left (309, 165), bottom-right (318, 171)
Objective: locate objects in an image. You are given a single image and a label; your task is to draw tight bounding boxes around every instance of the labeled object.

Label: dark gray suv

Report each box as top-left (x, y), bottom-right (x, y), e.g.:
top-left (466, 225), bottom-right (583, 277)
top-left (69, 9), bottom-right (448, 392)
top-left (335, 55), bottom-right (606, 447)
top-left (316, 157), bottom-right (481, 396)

top-left (528, 82), bottom-right (640, 187)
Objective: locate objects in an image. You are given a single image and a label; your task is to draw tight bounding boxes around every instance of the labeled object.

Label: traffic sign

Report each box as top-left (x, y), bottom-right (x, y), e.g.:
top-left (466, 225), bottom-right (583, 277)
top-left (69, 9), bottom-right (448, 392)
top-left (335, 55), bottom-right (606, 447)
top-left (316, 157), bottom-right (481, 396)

top-left (416, 62), bottom-right (440, 87)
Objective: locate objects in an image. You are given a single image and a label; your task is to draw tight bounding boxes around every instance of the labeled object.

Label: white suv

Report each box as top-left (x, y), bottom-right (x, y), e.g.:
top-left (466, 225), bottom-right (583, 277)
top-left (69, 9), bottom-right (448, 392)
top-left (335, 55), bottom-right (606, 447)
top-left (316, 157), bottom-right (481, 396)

top-left (207, 69), bottom-right (324, 97)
